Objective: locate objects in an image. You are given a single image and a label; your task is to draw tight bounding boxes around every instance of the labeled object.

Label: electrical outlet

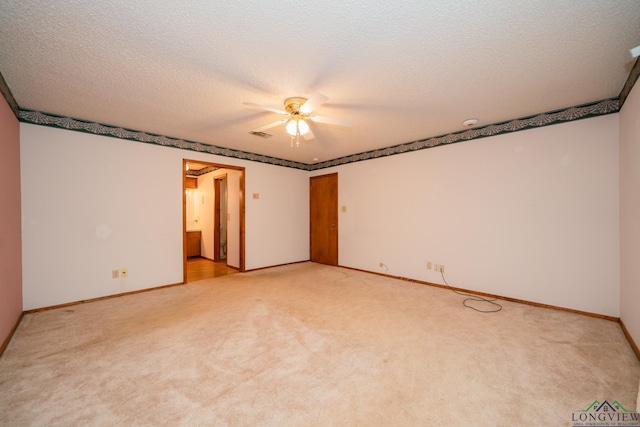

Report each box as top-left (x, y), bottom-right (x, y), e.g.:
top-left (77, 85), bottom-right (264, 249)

top-left (121, 268), bottom-right (128, 278)
top-left (379, 262), bottom-right (384, 267)
top-left (112, 269), bottom-right (119, 279)
top-left (426, 261), bottom-right (432, 270)
top-left (439, 265), bottom-right (445, 273)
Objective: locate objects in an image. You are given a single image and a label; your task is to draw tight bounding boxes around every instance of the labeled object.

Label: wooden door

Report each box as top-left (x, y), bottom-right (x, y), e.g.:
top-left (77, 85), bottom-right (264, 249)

top-left (310, 173), bottom-right (338, 265)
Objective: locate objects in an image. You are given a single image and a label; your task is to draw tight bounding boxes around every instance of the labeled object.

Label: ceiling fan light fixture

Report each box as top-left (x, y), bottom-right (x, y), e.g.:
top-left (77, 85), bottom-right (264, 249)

top-left (285, 118), bottom-right (310, 136)
top-left (298, 119), bottom-right (310, 135)
top-left (285, 120), bottom-right (297, 136)
top-left (247, 93), bottom-right (351, 146)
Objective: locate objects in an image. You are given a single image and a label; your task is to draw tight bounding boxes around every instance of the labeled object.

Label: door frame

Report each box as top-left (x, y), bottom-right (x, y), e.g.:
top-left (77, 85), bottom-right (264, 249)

top-left (183, 160), bottom-right (245, 283)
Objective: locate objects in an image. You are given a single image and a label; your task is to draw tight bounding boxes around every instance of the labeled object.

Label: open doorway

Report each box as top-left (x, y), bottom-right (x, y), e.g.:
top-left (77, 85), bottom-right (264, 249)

top-left (183, 159), bottom-right (245, 283)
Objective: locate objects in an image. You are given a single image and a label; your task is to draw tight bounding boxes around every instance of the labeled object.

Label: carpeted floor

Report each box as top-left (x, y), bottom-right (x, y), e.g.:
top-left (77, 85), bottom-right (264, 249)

top-left (1, 262), bottom-right (638, 426)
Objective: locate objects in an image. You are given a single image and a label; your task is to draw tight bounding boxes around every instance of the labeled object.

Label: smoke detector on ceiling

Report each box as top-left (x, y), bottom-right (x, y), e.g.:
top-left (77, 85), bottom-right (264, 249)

top-left (462, 118), bottom-right (479, 127)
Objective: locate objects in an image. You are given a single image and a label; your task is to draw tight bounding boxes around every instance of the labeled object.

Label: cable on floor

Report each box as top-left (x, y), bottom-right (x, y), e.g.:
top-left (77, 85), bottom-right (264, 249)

top-left (440, 271), bottom-right (502, 313)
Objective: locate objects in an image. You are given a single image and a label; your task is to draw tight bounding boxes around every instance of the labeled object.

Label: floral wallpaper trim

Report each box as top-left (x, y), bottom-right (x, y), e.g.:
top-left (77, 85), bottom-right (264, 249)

top-left (19, 98), bottom-right (618, 172)
top-left (187, 166), bottom-right (220, 177)
top-left (311, 98), bottom-right (619, 170)
top-left (17, 110), bottom-right (313, 171)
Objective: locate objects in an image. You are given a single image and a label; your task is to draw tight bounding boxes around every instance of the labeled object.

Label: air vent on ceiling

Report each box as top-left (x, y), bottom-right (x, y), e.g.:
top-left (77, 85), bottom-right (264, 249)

top-left (249, 131), bottom-right (273, 138)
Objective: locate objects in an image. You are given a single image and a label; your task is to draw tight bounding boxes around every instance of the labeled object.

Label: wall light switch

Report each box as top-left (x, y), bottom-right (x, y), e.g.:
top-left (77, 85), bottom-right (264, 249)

top-left (341, 206), bottom-right (347, 212)
top-left (253, 193), bottom-right (260, 199)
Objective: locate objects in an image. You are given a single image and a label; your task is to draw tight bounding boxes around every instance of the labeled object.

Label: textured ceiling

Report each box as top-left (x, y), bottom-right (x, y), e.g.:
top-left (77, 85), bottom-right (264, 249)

top-left (1, 1), bottom-right (639, 164)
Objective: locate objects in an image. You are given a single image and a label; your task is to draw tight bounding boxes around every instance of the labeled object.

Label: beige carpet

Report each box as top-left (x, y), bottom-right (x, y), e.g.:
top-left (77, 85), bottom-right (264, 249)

top-left (1, 262), bottom-right (638, 426)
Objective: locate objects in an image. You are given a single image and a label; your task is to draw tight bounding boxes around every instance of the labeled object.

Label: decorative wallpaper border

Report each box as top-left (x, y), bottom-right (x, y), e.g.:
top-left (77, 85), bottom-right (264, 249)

top-left (0, 71), bottom-right (19, 119)
top-left (18, 110), bottom-right (313, 171)
top-left (619, 58), bottom-right (640, 109)
top-left (311, 98), bottom-right (619, 170)
top-left (19, 98), bottom-right (619, 172)
top-left (187, 165), bottom-right (220, 176)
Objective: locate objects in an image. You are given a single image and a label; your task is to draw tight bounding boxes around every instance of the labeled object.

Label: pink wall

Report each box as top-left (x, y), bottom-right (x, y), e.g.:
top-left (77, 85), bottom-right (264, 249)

top-left (0, 93), bottom-right (22, 348)
top-left (620, 75), bottom-right (640, 350)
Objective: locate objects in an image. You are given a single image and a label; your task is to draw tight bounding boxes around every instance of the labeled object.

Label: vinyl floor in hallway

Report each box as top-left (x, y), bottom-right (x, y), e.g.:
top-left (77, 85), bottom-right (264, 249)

top-left (186, 257), bottom-right (238, 282)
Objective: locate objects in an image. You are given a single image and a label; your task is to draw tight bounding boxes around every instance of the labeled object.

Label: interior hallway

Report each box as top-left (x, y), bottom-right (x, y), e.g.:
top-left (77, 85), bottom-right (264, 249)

top-left (187, 257), bottom-right (238, 282)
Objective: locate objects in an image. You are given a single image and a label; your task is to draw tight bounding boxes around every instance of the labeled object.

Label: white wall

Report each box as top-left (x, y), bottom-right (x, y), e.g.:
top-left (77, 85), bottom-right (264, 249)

top-left (244, 161), bottom-right (310, 269)
top-left (21, 112), bottom-right (620, 316)
top-left (313, 114), bottom-right (620, 316)
top-left (196, 172), bottom-right (214, 259)
top-left (20, 123), bottom-right (309, 309)
top-left (620, 79), bottom-right (640, 346)
top-left (185, 188), bottom-right (197, 230)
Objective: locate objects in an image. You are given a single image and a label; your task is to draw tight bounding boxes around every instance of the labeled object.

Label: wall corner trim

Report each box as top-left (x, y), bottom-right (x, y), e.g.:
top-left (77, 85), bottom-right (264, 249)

top-left (0, 312), bottom-right (25, 358)
top-left (619, 58), bottom-right (640, 109)
top-left (0, 71), bottom-right (20, 119)
top-left (339, 264), bottom-right (620, 322)
top-left (244, 260), bottom-right (310, 273)
top-left (24, 282), bottom-right (184, 314)
top-left (619, 319), bottom-right (640, 362)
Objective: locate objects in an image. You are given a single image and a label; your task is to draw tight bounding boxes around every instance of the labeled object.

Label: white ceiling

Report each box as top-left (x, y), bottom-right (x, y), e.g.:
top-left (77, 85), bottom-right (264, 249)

top-left (1, 1), bottom-right (639, 165)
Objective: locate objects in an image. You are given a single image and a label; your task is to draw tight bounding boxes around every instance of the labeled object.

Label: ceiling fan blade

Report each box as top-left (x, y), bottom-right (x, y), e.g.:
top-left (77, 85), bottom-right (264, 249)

top-left (302, 128), bottom-right (315, 141)
top-left (300, 93), bottom-right (329, 114)
top-left (310, 115), bottom-right (354, 127)
top-left (243, 102), bottom-right (287, 115)
top-left (251, 119), bottom-right (287, 133)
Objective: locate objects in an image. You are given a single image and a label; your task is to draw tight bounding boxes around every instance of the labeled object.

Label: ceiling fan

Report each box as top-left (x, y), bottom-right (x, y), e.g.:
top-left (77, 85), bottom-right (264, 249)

top-left (244, 93), bottom-right (354, 147)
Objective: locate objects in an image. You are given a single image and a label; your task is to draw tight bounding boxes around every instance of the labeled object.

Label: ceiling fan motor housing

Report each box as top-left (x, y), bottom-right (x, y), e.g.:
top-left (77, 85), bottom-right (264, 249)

top-left (284, 97), bottom-right (307, 117)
